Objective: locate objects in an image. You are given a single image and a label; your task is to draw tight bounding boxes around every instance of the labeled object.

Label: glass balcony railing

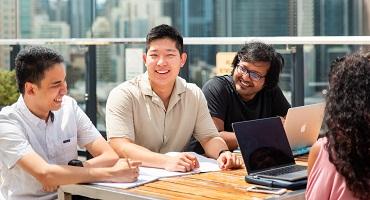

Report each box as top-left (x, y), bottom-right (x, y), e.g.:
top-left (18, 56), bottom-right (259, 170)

top-left (1, 36), bottom-right (369, 131)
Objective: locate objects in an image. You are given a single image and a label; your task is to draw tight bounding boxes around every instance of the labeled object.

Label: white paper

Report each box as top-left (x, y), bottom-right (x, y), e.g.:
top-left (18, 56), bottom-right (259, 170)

top-left (165, 152), bottom-right (220, 173)
top-left (92, 152), bottom-right (220, 189)
top-left (92, 175), bottom-right (158, 189)
top-left (139, 166), bottom-right (198, 178)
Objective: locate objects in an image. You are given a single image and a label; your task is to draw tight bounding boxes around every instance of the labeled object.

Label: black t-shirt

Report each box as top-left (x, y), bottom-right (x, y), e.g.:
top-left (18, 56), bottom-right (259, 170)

top-left (186, 75), bottom-right (290, 154)
top-left (204, 75), bottom-right (290, 132)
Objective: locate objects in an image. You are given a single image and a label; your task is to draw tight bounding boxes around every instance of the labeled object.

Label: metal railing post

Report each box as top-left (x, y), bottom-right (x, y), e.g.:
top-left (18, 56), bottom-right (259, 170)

top-left (10, 45), bottom-right (21, 70)
top-left (85, 45), bottom-right (97, 126)
top-left (291, 45), bottom-right (304, 106)
top-left (83, 45), bottom-right (97, 159)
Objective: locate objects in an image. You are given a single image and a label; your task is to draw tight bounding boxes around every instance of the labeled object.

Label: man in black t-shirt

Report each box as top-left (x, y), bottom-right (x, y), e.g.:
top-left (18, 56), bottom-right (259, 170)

top-left (188, 42), bottom-right (290, 153)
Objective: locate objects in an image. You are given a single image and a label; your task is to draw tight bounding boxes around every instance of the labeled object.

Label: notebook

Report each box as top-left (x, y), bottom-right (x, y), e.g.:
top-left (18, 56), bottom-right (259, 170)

top-left (232, 117), bottom-right (307, 189)
top-left (284, 102), bottom-right (325, 155)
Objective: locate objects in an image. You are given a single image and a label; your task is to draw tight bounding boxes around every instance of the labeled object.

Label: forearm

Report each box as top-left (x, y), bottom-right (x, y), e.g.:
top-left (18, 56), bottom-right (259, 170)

top-left (83, 137), bottom-right (120, 168)
top-left (18, 152), bottom-right (118, 187)
top-left (111, 140), bottom-right (169, 168)
top-left (18, 150), bottom-right (140, 188)
top-left (39, 164), bottom-right (114, 186)
top-left (83, 152), bottom-right (118, 168)
top-left (202, 137), bottom-right (229, 159)
top-left (219, 131), bottom-right (239, 151)
top-left (210, 117), bottom-right (238, 151)
top-left (307, 141), bottom-right (321, 175)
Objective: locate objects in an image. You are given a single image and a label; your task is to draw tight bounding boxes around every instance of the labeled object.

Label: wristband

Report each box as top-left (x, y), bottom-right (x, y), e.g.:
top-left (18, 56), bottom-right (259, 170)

top-left (68, 159), bottom-right (83, 167)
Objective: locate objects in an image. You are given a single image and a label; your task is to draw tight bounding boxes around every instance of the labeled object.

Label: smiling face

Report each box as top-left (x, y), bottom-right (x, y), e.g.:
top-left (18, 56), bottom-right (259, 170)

top-left (143, 38), bottom-right (187, 90)
top-left (232, 61), bottom-right (270, 101)
top-left (24, 63), bottom-right (67, 120)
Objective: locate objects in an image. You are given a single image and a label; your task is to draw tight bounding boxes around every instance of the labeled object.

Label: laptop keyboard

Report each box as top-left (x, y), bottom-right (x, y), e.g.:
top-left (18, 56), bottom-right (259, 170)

top-left (258, 165), bottom-right (306, 176)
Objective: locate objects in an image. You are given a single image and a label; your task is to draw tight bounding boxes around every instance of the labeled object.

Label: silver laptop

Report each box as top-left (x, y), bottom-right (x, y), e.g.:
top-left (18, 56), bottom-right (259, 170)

top-left (233, 117), bottom-right (307, 182)
top-left (284, 103), bottom-right (325, 153)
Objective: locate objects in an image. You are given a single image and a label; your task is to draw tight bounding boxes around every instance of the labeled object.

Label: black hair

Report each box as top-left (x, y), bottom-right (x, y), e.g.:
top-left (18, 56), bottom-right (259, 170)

top-left (325, 53), bottom-right (370, 200)
top-left (146, 24), bottom-right (184, 54)
top-left (15, 46), bottom-right (64, 94)
top-left (231, 42), bottom-right (284, 89)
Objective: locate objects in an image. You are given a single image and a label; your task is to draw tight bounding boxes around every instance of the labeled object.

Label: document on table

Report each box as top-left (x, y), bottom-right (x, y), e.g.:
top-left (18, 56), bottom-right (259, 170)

top-left (92, 152), bottom-right (220, 189)
top-left (166, 152), bottom-right (221, 173)
top-left (91, 175), bottom-right (158, 189)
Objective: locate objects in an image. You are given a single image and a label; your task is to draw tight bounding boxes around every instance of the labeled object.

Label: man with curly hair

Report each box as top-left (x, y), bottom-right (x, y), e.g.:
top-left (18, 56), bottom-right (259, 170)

top-left (188, 42), bottom-right (290, 153)
top-left (306, 53), bottom-right (370, 200)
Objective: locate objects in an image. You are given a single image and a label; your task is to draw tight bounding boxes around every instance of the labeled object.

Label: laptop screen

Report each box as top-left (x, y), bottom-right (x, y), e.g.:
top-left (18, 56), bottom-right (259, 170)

top-left (232, 117), bottom-right (295, 174)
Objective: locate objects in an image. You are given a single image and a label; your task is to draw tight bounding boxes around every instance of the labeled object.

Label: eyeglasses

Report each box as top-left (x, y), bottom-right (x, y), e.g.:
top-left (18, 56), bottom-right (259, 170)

top-left (236, 65), bottom-right (266, 81)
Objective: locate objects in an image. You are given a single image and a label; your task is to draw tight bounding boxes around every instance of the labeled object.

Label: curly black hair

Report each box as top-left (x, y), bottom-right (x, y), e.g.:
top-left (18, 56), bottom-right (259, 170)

top-left (231, 42), bottom-right (284, 89)
top-left (325, 53), bottom-right (370, 200)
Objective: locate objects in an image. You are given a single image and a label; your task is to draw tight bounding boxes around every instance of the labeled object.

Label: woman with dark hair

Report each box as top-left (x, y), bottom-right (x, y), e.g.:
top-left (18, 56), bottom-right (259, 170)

top-left (306, 53), bottom-right (370, 200)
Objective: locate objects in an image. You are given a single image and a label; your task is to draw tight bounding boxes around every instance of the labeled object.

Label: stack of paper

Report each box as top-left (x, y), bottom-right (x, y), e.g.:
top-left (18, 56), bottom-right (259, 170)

top-left (92, 152), bottom-right (220, 189)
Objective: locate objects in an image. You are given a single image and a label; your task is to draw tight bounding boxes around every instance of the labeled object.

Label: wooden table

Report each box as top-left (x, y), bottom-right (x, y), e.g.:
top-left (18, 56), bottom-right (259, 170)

top-left (58, 155), bottom-right (308, 200)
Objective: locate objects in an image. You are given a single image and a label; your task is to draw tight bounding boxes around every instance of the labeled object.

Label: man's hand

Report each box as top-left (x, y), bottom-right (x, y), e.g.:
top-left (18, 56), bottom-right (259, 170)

top-left (217, 151), bottom-right (243, 170)
top-left (164, 152), bottom-right (199, 172)
top-left (107, 159), bottom-right (141, 182)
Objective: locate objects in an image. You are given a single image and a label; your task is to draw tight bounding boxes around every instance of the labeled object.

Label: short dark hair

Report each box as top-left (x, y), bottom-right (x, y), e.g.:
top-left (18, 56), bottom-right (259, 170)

top-left (231, 42), bottom-right (284, 89)
top-left (325, 53), bottom-right (370, 200)
top-left (146, 24), bottom-right (184, 54)
top-left (15, 46), bottom-right (64, 94)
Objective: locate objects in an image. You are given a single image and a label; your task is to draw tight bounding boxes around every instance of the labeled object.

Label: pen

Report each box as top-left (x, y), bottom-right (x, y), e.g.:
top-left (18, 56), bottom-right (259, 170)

top-left (126, 159), bottom-right (131, 168)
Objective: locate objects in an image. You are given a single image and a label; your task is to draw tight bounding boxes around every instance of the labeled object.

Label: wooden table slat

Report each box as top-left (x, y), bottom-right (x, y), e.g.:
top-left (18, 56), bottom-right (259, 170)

top-left (131, 175), bottom-right (271, 200)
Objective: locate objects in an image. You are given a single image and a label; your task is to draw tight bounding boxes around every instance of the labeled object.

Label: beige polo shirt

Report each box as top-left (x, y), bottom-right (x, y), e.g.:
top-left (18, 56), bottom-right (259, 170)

top-left (106, 72), bottom-right (219, 153)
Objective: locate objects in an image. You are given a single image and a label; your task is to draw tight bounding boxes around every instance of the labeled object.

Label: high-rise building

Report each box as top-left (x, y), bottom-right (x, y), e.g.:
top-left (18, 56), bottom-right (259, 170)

top-left (214, 0), bottom-right (294, 37)
top-left (34, 17), bottom-right (70, 39)
top-left (91, 16), bottom-right (114, 82)
top-left (296, 0), bottom-right (316, 98)
top-left (164, 0), bottom-right (216, 85)
top-left (111, 0), bottom-right (170, 38)
top-left (108, 0), bottom-right (170, 82)
top-left (0, 0), bottom-right (17, 69)
top-left (34, 0), bottom-right (52, 21)
top-left (229, 0), bottom-right (292, 37)
top-left (33, 16), bottom-right (71, 62)
top-left (314, 0), bottom-right (362, 83)
top-left (297, 0), bottom-right (315, 36)
top-left (68, 0), bottom-right (93, 38)
top-left (19, 0), bottom-right (34, 38)
top-left (48, 0), bottom-right (69, 22)
top-left (165, 0), bottom-right (295, 86)
top-left (364, 0), bottom-right (370, 35)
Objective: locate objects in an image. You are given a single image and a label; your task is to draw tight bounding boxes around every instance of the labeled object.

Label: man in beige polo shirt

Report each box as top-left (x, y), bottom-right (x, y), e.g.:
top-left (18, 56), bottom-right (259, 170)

top-left (106, 24), bottom-right (242, 172)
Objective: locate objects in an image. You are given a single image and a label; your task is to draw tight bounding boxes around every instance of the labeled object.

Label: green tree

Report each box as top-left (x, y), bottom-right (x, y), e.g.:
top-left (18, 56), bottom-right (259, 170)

top-left (0, 70), bottom-right (19, 106)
